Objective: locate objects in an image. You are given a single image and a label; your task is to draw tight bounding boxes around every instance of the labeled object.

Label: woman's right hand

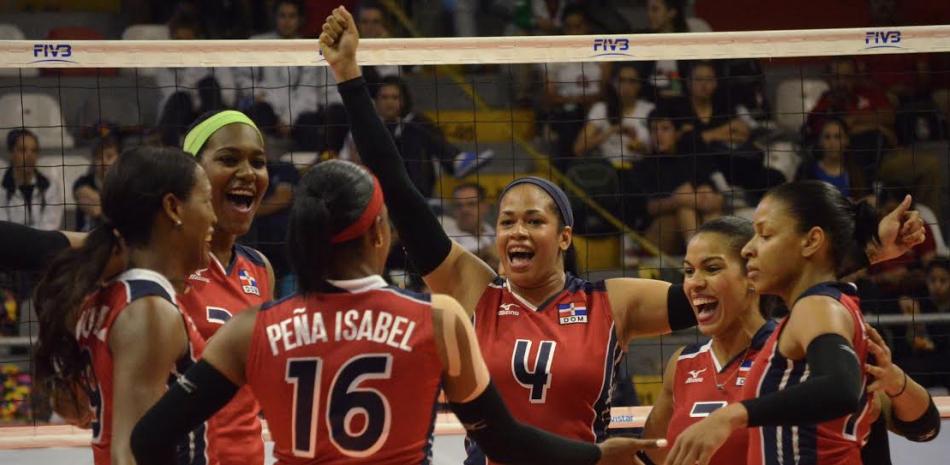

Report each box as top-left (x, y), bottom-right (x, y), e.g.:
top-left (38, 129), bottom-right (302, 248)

top-left (597, 437), bottom-right (667, 465)
top-left (318, 6), bottom-right (361, 82)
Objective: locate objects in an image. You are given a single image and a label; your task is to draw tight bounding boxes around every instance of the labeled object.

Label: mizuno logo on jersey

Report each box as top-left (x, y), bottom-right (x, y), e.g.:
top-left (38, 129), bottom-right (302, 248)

top-left (557, 302), bottom-right (588, 325)
top-left (188, 268), bottom-right (210, 283)
top-left (498, 303), bottom-right (520, 316)
top-left (685, 368), bottom-right (706, 384)
top-left (239, 269), bottom-right (260, 296)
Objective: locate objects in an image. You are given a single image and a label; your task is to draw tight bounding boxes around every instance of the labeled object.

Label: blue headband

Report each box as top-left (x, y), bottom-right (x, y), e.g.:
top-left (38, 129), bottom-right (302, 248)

top-left (499, 177), bottom-right (574, 228)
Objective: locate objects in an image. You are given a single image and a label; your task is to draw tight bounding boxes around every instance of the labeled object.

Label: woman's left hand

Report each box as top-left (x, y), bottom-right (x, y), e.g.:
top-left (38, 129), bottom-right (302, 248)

top-left (873, 194), bottom-right (925, 264)
top-left (665, 404), bottom-right (743, 465)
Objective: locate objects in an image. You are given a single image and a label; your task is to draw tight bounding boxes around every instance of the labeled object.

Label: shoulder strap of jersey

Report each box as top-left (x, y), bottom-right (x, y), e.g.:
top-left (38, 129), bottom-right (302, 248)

top-left (795, 281), bottom-right (858, 303)
top-left (233, 243), bottom-right (267, 267)
top-left (117, 268), bottom-right (178, 306)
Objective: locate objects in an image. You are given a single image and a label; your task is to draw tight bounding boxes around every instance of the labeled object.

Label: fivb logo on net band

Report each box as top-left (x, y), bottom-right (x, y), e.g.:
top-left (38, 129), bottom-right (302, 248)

top-left (592, 37), bottom-right (632, 57)
top-left (31, 43), bottom-right (76, 64)
top-left (864, 30), bottom-right (902, 49)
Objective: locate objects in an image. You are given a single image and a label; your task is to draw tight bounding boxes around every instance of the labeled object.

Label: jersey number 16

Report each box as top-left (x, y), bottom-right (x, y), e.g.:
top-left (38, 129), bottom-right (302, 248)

top-left (285, 354), bottom-right (393, 458)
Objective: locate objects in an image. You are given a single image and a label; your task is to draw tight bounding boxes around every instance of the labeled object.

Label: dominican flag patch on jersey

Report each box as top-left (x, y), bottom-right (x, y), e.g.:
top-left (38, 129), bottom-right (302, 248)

top-left (736, 359), bottom-right (753, 386)
top-left (238, 269), bottom-right (260, 296)
top-left (739, 359), bottom-right (753, 371)
top-left (558, 302), bottom-right (588, 325)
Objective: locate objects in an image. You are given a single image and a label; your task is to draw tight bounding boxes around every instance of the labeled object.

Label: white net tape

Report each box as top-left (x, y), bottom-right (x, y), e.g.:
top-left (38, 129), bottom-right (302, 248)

top-left (1, 26), bottom-right (949, 69)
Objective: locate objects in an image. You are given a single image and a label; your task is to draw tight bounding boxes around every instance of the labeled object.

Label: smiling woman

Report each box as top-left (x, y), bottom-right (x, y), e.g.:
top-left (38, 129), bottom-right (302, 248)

top-left (178, 109), bottom-right (275, 465)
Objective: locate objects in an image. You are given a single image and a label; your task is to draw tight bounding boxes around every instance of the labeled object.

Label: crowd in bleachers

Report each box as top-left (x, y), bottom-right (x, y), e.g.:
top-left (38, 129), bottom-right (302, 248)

top-left (3, 0), bottom-right (950, 421)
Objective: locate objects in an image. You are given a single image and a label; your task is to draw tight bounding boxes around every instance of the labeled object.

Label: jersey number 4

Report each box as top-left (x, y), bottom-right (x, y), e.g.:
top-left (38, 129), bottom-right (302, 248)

top-left (285, 354), bottom-right (393, 458)
top-left (511, 339), bottom-right (556, 403)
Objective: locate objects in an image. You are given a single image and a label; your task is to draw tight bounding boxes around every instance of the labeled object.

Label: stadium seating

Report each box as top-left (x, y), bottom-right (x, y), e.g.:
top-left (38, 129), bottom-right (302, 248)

top-left (0, 24), bottom-right (38, 78)
top-left (774, 77), bottom-right (829, 133)
top-left (0, 93), bottom-right (75, 149)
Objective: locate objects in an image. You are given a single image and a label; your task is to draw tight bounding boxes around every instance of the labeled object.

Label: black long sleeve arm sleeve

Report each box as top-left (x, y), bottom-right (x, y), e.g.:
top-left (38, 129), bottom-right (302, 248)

top-left (337, 77), bottom-right (452, 275)
top-left (741, 333), bottom-right (863, 427)
top-left (131, 361), bottom-right (240, 465)
top-left (450, 382), bottom-right (601, 465)
top-left (0, 221), bottom-right (70, 271)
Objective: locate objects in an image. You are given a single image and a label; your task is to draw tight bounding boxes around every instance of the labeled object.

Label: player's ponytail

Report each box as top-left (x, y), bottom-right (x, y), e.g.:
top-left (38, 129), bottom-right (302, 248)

top-left (33, 222), bottom-right (117, 417)
top-left (290, 160), bottom-right (379, 293)
top-left (34, 146), bottom-right (199, 421)
top-left (288, 193), bottom-right (333, 292)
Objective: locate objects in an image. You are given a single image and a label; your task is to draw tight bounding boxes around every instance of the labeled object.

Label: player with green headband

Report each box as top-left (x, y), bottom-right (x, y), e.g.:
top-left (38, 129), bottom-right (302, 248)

top-left (178, 109), bottom-right (274, 465)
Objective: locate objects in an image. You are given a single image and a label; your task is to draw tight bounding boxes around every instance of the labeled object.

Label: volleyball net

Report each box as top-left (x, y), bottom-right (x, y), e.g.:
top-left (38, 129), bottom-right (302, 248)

top-left (0, 25), bottom-right (950, 429)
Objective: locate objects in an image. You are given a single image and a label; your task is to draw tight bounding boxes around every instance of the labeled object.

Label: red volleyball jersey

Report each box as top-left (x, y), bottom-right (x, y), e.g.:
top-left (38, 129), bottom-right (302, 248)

top-left (667, 320), bottom-right (777, 465)
top-left (743, 282), bottom-right (873, 465)
top-left (75, 268), bottom-right (212, 465)
top-left (466, 275), bottom-right (622, 465)
top-left (245, 275), bottom-right (443, 465)
top-left (182, 244), bottom-right (271, 465)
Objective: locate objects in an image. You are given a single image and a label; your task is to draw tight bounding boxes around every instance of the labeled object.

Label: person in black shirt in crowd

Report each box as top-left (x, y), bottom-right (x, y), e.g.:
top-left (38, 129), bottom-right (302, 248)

top-left (73, 137), bottom-right (121, 232)
top-left (623, 107), bottom-right (723, 255)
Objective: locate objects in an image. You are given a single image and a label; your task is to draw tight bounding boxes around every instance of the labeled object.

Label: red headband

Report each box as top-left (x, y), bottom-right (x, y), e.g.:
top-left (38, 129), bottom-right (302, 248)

top-left (331, 176), bottom-right (384, 244)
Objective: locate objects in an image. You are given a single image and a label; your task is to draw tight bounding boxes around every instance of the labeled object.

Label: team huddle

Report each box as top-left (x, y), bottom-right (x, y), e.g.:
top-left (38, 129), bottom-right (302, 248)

top-left (5, 5), bottom-right (942, 465)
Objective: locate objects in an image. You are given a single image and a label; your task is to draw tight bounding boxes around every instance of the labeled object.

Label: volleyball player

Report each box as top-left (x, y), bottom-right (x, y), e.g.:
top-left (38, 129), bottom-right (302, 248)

top-left (664, 181), bottom-right (927, 465)
top-left (2, 110), bottom-right (273, 465)
top-left (315, 7), bottom-right (926, 465)
top-left (179, 109), bottom-right (273, 465)
top-left (130, 159), bottom-right (663, 465)
top-left (32, 147), bottom-right (217, 465)
top-left (642, 216), bottom-right (940, 465)
top-left (641, 217), bottom-right (777, 465)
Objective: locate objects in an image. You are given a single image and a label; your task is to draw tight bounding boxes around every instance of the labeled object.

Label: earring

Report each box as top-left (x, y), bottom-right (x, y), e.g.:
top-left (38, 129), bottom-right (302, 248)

top-left (175, 220), bottom-right (183, 228)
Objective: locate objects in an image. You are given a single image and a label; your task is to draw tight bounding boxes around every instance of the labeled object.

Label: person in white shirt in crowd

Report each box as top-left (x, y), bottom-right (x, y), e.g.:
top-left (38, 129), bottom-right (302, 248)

top-left (240, 0), bottom-right (346, 154)
top-left (573, 62), bottom-right (655, 170)
top-left (1, 129), bottom-right (62, 231)
top-left (441, 183), bottom-right (499, 269)
top-left (539, 4), bottom-right (606, 170)
top-left (155, 4), bottom-right (236, 146)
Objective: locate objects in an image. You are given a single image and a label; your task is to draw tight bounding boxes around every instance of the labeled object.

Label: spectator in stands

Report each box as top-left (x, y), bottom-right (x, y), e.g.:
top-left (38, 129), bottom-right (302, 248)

top-left (677, 60), bottom-right (783, 207)
top-left (795, 118), bottom-right (871, 201)
top-left (573, 62), bottom-right (655, 170)
top-left (358, 1), bottom-right (390, 38)
top-left (624, 109), bottom-right (723, 255)
top-left (805, 57), bottom-right (896, 181)
top-left (339, 76), bottom-right (493, 197)
top-left (155, 4), bottom-right (236, 146)
top-left (891, 257), bottom-right (950, 390)
top-left (241, 0), bottom-right (347, 154)
top-left (677, 61), bottom-right (751, 153)
top-left (246, 154), bottom-right (300, 298)
top-left (641, 0), bottom-right (691, 99)
top-left (357, 1), bottom-right (400, 81)
top-left (531, 0), bottom-right (571, 35)
top-left (539, 4), bottom-right (605, 169)
top-left (1, 130), bottom-right (62, 231)
top-left (858, 0), bottom-right (947, 141)
top-left (73, 137), bottom-right (121, 232)
top-left (441, 183), bottom-right (498, 269)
